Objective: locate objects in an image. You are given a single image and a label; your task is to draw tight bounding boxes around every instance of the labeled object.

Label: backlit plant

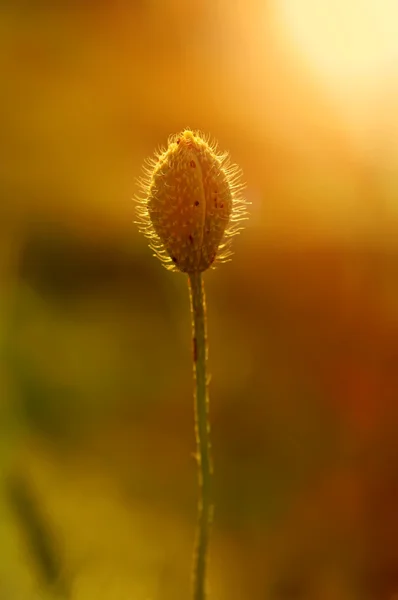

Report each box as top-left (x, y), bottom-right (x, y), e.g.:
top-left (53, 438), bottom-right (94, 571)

top-left (135, 129), bottom-right (248, 600)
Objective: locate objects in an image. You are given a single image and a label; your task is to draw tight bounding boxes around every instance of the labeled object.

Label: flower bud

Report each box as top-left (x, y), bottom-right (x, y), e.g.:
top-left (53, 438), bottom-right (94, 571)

top-left (136, 129), bottom-right (247, 272)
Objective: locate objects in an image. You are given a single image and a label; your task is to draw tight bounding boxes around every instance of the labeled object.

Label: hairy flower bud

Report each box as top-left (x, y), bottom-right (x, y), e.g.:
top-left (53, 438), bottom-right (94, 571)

top-left (136, 129), bottom-right (247, 273)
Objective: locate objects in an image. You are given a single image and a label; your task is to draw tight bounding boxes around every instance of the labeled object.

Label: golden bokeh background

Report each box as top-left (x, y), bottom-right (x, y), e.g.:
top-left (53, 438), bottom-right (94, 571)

top-left (1, 2), bottom-right (398, 599)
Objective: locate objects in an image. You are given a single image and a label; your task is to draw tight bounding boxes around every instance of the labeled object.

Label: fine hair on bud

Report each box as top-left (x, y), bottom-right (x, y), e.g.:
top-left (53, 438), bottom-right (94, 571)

top-left (135, 129), bottom-right (248, 273)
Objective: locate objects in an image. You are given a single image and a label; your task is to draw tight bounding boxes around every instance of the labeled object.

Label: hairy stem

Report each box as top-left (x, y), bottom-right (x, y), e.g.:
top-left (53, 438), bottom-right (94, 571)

top-left (189, 271), bottom-right (212, 600)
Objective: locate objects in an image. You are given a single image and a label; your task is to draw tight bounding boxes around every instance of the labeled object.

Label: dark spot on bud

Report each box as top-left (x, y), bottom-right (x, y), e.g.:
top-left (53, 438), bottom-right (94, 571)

top-left (220, 202), bottom-right (224, 208)
top-left (176, 138), bottom-right (180, 144)
top-left (206, 229), bottom-right (210, 235)
top-left (190, 160), bottom-right (196, 168)
top-left (171, 256), bottom-right (177, 263)
top-left (214, 198), bottom-right (218, 208)
top-left (195, 201), bottom-right (199, 206)
top-left (189, 234), bottom-right (193, 243)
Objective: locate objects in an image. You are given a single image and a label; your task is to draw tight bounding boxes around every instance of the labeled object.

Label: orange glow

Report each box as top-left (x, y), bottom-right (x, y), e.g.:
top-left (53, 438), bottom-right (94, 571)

top-left (279, 0), bottom-right (398, 87)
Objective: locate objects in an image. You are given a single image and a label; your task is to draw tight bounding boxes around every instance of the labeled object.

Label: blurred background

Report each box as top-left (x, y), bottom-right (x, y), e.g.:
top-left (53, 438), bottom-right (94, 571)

top-left (1, 1), bottom-right (398, 598)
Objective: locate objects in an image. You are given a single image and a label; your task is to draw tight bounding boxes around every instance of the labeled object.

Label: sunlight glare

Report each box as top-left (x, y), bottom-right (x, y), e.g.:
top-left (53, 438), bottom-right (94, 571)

top-left (278, 0), bottom-right (398, 87)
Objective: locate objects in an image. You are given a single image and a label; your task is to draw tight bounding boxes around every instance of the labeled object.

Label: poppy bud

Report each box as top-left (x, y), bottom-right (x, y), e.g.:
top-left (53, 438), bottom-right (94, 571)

top-left (136, 129), bottom-right (247, 272)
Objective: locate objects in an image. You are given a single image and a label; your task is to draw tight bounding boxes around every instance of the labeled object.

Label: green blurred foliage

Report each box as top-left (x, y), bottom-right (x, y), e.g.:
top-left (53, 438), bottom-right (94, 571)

top-left (1, 2), bottom-right (398, 599)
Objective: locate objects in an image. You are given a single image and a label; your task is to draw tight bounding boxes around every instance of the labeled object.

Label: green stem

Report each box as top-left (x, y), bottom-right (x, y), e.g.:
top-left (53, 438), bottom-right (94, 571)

top-left (188, 271), bottom-right (212, 600)
top-left (6, 472), bottom-right (68, 597)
